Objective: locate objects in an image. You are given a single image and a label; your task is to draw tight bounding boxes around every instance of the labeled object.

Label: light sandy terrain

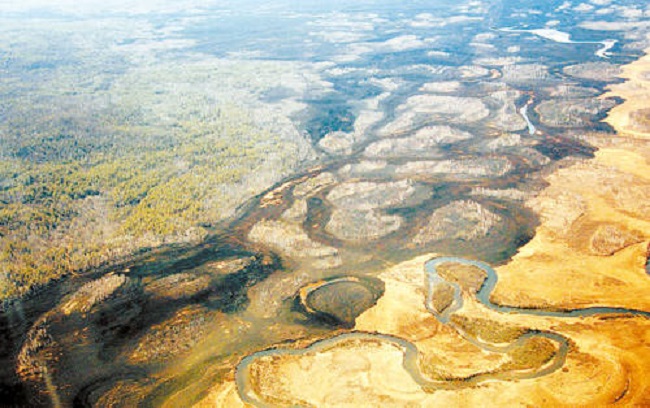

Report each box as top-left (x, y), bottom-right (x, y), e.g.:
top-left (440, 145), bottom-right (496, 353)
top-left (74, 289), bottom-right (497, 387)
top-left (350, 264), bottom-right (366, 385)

top-left (197, 255), bottom-right (649, 407)
top-left (494, 45), bottom-right (650, 311)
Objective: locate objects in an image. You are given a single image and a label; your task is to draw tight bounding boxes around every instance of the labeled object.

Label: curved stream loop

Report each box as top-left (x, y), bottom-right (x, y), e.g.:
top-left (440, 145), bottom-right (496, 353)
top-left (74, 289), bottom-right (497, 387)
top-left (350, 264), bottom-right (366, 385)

top-left (519, 104), bottom-right (536, 135)
top-left (427, 257), bottom-right (650, 319)
top-left (236, 257), bottom-right (649, 407)
top-left (497, 27), bottom-right (617, 58)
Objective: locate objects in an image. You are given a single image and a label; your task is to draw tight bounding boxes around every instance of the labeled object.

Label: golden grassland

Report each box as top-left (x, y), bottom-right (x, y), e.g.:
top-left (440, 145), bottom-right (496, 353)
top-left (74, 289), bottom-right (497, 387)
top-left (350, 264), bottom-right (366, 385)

top-left (356, 260), bottom-right (645, 408)
top-left (199, 253), bottom-right (648, 407)
top-left (492, 50), bottom-right (650, 311)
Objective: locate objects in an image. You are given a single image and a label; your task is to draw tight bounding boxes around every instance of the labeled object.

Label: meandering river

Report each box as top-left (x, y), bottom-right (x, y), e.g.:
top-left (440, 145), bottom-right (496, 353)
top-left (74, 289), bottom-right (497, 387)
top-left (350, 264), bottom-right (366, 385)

top-left (234, 256), bottom-right (649, 406)
top-left (498, 27), bottom-right (617, 58)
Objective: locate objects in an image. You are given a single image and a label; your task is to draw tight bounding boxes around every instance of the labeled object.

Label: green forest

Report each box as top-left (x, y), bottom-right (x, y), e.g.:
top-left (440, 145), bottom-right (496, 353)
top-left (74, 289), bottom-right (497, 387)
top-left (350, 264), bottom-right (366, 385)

top-left (0, 47), bottom-right (315, 300)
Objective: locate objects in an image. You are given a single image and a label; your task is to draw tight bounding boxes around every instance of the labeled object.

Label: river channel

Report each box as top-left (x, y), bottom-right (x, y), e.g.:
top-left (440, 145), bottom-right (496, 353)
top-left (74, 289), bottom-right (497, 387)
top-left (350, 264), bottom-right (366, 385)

top-left (235, 256), bottom-right (649, 406)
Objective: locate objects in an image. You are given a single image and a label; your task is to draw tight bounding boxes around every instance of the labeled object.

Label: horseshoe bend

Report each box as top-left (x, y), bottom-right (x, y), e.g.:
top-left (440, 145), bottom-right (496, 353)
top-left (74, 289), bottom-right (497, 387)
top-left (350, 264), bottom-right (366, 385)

top-left (1, 2), bottom-right (650, 407)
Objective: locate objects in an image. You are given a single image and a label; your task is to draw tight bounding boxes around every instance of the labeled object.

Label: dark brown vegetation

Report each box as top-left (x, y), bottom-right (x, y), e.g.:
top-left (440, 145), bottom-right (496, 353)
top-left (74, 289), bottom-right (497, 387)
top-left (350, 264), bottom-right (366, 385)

top-left (436, 263), bottom-right (487, 294)
top-left (429, 282), bottom-right (456, 314)
top-left (450, 315), bottom-right (526, 344)
top-left (503, 336), bottom-right (557, 371)
top-left (629, 108), bottom-right (650, 132)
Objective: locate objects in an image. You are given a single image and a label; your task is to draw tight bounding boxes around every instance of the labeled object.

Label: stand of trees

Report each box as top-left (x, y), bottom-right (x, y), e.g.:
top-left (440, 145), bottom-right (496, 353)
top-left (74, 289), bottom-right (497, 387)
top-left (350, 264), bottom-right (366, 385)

top-left (1, 100), bottom-right (310, 300)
